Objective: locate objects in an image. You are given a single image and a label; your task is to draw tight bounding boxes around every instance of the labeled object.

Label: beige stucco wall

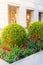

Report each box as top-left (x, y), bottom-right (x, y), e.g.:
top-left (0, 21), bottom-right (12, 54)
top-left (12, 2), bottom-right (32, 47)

top-left (0, 0), bottom-right (43, 28)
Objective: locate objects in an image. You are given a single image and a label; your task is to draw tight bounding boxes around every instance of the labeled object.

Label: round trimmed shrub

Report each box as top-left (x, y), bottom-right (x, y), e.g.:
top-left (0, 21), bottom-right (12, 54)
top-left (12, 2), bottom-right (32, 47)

top-left (1, 23), bottom-right (27, 49)
top-left (28, 22), bottom-right (43, 42)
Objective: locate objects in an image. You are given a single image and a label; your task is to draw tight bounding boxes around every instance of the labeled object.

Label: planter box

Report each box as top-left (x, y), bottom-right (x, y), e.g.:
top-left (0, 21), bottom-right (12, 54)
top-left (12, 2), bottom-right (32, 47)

top-left (0, 51), bottom-right (43, 65)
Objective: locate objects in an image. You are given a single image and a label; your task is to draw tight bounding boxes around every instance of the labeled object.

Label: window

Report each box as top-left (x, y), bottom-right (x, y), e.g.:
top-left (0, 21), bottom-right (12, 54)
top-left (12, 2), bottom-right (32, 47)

top-left (8, 5), bottom-right (19, 23)
top-left (26, 9), bottom-right (33, 28)
top-left (39, 12), bottom-right (43, 22)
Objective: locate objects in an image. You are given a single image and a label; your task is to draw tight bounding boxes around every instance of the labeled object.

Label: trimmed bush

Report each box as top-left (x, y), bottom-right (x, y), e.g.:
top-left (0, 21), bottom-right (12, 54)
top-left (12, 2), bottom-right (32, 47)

top-left (28, 22), bottom-right (43, 42)
top-left (1, 23), bottom-right (27, 49)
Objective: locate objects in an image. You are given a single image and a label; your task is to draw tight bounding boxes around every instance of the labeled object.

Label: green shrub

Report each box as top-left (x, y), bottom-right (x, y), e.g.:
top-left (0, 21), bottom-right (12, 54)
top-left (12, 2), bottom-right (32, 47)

top-left (4, 46), bottom-right (23, 63)
top-left (28, 22), bottom-right (43, 42)
top-left (28, 41), bottom-right (36, 49)
top-left (36, 42), bottom-right (43, 50)
top-left (0, 36), bottom-right (1, 44)
top-left (28, 40), bottom-right (43, 52)
top-left (1, 23), bottom-right (27, 49)
top-left (0, 49), bottom-right (6, 58)
top-left (22, 48), bottom-right (35, 57)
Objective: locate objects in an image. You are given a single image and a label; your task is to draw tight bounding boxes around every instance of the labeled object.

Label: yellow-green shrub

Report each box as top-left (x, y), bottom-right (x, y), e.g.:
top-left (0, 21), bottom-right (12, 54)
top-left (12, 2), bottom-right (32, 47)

top-left (28, 22), bottom-right (43, 42)
top-left (1, 23), bottom-right (27, 48)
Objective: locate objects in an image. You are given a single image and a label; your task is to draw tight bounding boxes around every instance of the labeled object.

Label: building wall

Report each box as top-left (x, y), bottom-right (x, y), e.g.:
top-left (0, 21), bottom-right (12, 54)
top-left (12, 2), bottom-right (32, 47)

top-left (0, 0), bottom-right (43, 28)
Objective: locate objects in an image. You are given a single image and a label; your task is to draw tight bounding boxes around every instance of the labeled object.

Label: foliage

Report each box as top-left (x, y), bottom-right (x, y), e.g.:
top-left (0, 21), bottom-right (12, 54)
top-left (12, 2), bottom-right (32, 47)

top-left (28, 41), bottom-right (36, 49)
top-left (23, 32), bottom-right (30, 48)
top-left (28, 40), bottom-right (43, 52)
top-left (0, 22), bottom-right (43, 63)
top-left (36, 42), bottom-right (43, 51)
top-left (0, 36), bottom-right (1, 46)
top-left (1, 23), bottom-right (27, 49)
top-left (4, 46), bottom-right (23, 63)
top-left (28, 22), bottom-right (43, 42)
top-left (0, 49), bottom-right (6, 58)
top-left (22, 48), bottom-right (35, 57)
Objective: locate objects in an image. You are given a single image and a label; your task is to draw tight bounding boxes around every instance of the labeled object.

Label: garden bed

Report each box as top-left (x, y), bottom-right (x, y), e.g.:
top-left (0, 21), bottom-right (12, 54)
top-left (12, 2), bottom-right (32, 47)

top-left (0, 51), bottom-right (43, 65)
top-left (0, 22), bottom-right (43, 64)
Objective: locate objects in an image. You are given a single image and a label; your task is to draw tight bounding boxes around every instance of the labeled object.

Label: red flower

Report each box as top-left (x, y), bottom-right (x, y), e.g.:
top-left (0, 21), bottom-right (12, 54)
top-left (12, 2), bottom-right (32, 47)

top-left (6, 49), bottom-right (11, 53)
top-left (2, 47), bottom-right (5, 50)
